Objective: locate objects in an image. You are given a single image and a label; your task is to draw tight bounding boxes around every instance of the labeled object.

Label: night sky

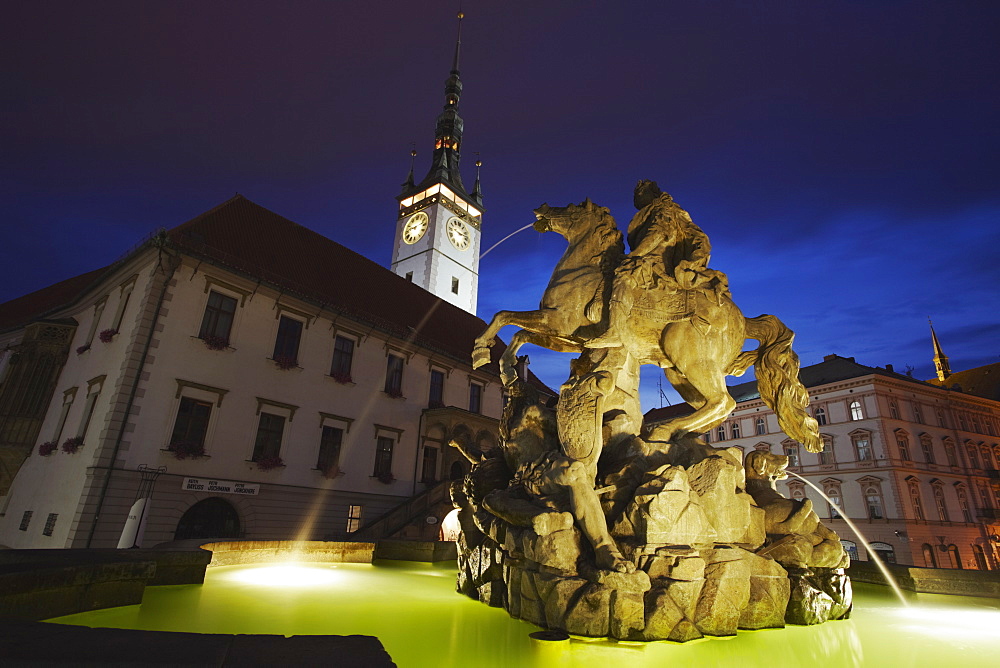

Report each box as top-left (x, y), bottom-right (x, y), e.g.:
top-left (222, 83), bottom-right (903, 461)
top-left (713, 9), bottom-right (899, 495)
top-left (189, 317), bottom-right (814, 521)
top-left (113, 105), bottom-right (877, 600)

top-left (3, 1), bottom-right (999, 410)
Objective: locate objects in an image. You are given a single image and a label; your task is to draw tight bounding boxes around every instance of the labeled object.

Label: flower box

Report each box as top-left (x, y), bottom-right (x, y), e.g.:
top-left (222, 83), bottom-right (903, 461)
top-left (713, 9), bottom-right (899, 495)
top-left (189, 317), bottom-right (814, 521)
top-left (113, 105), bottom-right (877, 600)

top-left (273, 355), bottom-right (298, 370)
top-left (377, 471), bottom-right (395, 484)
top-left (38, 441), bottom-right (58, 457)
top-left (62, 436), bottom-right (84, 454)
top-left (321, 465), bottom-right (346, 479)
top-left (256, 456), bottom-right (285, 471)
top-left (99, 329), bottom-right (118, 343)
top-left (385, 389), bottom-right (403, 399)
top-left (201, 335), bottom-right (229, 351)
top-left (76, 344), bottom-right (91, 355)
top-left (167, 441), bottom-right (206, 460)
top-left (330, 371), bottom-right (353, 384)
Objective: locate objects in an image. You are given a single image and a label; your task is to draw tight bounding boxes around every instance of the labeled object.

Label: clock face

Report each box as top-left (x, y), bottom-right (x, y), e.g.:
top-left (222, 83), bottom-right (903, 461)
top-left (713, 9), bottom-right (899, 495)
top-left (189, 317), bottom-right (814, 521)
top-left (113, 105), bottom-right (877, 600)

top-left (447, 217), bottom-right (471, 251)
top-left (402, 212), bottom-right (429, 244)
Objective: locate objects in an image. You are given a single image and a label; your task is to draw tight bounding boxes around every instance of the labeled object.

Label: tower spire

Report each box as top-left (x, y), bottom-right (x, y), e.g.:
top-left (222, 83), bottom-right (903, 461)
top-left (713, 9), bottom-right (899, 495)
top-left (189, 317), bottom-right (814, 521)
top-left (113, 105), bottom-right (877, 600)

top-left (399, 9), bottom-right (482, 208)
top-left (929, 318), bottom-right (952, 382)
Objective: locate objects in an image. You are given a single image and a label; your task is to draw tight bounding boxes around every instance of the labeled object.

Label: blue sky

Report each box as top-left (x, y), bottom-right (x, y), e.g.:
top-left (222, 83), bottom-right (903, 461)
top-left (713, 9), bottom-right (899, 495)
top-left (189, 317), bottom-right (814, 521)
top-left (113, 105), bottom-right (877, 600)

top-left (2, 1), bottom-right (998, 410)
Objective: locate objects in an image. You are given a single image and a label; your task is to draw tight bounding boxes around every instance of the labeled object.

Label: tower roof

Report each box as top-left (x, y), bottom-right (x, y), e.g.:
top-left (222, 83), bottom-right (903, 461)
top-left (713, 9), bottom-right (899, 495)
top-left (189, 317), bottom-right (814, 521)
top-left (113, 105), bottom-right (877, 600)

top-left (400, 11), bottom-right (483, 209)
top-left (929, 318), bottom-right (952, 381)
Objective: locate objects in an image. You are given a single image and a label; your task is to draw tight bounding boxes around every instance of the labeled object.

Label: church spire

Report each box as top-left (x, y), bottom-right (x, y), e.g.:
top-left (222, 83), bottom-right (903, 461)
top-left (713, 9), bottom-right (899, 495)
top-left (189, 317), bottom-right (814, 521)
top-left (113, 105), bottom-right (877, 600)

top-left (400, 10), bottom-right (482, 208)
top-left (930, 318), bottom-right (952, 382)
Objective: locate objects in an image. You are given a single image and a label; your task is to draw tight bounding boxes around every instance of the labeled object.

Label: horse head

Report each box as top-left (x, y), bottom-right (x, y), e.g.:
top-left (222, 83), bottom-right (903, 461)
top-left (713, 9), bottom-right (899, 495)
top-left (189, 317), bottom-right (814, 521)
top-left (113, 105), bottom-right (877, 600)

top-left (533, 199), bottom-right (611, 238)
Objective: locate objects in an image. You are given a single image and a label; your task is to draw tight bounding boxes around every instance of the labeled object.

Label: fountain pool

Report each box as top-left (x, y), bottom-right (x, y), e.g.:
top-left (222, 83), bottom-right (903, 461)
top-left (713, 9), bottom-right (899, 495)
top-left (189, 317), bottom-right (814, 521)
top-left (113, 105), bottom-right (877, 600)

top-left (48, 560), bottom-right (1000, 668)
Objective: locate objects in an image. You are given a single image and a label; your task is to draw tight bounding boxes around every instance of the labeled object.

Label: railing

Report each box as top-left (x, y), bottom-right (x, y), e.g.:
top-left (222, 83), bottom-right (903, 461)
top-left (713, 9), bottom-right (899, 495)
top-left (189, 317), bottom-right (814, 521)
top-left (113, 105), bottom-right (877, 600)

top-left (976, 508), bottom-right (1000, 521)
top-left (349, 480), bottom-right (453, 541)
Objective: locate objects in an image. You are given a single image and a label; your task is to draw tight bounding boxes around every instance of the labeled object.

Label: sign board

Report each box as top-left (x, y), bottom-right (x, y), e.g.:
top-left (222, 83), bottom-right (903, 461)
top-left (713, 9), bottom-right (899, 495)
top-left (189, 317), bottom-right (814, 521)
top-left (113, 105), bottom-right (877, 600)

top-left (117, 497), bottom-right (149, 549)
top-left (182, 477), bottom-right (260, 496)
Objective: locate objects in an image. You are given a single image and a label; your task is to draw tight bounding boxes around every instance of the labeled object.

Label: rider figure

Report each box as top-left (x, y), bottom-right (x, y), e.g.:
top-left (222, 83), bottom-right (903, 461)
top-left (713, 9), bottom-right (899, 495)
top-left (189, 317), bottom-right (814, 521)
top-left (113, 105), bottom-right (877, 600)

top-left (588, 180), bottom-right (727, 348)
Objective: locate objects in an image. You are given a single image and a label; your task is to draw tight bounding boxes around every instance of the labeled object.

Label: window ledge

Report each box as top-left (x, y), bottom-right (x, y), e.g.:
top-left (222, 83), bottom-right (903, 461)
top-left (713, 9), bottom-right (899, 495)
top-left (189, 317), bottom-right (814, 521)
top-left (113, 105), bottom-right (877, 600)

top-left (191, 336), bottom-right (236, 352)
top-left (326, 374), bottom-right (356, 386)
top-left (383, 391), bottom-right (405, 400)
top-left (159, 448), bottom-right (211, 460)
top-left (246, 459), bottom-right (287, 471)
top-left (268, 358), bottom-right (303, 372)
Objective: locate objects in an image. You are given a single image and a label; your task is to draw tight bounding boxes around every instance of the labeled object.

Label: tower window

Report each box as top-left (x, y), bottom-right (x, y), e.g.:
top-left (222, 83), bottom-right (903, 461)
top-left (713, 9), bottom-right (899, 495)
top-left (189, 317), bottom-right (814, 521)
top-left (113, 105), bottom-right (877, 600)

top-left (451, 277), bottom-right (460, 294)
top-left (405, 272), bottom-right (413, 282)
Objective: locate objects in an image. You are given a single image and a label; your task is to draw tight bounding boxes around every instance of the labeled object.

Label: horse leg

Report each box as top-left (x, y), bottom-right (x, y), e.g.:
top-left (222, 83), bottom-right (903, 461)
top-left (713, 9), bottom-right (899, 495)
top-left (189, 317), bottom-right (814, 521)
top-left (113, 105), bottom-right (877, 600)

top-left (500, 329), bottom-right (582, 385)
top-left (474, 309), bottom-right (575, 369)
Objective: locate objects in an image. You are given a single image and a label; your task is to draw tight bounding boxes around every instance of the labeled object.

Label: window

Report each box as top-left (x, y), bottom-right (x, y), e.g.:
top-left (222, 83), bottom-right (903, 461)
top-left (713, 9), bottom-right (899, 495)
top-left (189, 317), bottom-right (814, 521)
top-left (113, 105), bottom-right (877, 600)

top-left (330, 336), bottom-right (354, 381)
top-left (959, 414), bottom-right (968, 431)
top-left (111, 279), bottom-right (136, 332)
top-left (405, 272), bottom-right (413, 282)
top-left (384, 355), bottom-right (404, 396)
top-left (849, 400), bottom-right (864, 421)
top-left (869, 542), bottom-right (896, 564)
top-left (824, 481), bottom-right (843, 519)
top-left (972, 416), bottom-right (981, 433)
top-left (52, 387), bottom-right (78, 444)
top-left (937, 410), bottom-right (947, 428)
top-left (317, 426), bottom-right (344, 473)
top-left (920, 434), bottom-right (935, 464)
top-left (933, 485), bottom-right (949, 521)
top-left (784, 443), bottom-right (800, 468)
top-left (957, 485), bottom-right (972, 522)
top-left (944, 438), bottom-right (958, 466)
top-left (18, 510), bottom-right (32, 531)
top-left (429, 369), bottom-right (445, 408)
top-left (889, 402), bottom-right (899, 419)
top-left (252, 412), bottom-right (285, 462)
top-left (972, 545), bottom-right (989, 571)
top-left (170, 397), bottom-right (212, 451)
top-left (907, 479), bottom-right (925, 520)
top-left (374, 436), bottom-right (394, 477)
top-left (199, 290), bottom-right (237, 343)
top-left (755, 418), bottom-right (766, 435)
top-left (852, 432), bottom-right (873, 461)
top-left (814, 407), bottom-right (827, 426)
top-left (841, 540), bottom-right (859, 561)
top-left (273, 316), bottom-right (303, 364)
top-left (347, 505), bottom-right (363, 533)
top-left (865, 488), bottom-right (884, 519)
top-left (819, 436), bottom-right (835, 465)
top-left (42, 513), bottom-right (58, 537)
top-left (451, 277), bottom-right (459, 294)
top-left (731, 421), bottom-right (741, 439)
top-left (469, 382), bottom-right (483, 414)
top-left (922, 543), bottom-right (938, 568)
top-left (76, 377), bottom-right (105, 444)
top-left (84, 298), bottom-right (108, 346)
top-left (754, 442), bottom-right (771, 452)
top-left (913, 403), bottom-right (923, 424)
top-left (967, 445), bottom-right (981, 471)
top-left (716, 426), bottom-right (726, 441)
top-left (421, 445), bottom-right (438, 483)
top-left (896, 434), bottom-right (911, 461)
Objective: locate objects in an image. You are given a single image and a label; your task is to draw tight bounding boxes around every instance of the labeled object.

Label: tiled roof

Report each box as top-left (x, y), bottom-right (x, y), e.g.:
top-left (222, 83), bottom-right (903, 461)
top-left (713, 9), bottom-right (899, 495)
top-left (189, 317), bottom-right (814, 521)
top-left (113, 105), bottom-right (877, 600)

top-left (643, 403), bottom-right (695, 424)
top-left (727, 354), bottom-right (932, 402)
top-left (0, 267), bottom-right (108, 332)
top-left (926, 362), bottom-right (1000, 402)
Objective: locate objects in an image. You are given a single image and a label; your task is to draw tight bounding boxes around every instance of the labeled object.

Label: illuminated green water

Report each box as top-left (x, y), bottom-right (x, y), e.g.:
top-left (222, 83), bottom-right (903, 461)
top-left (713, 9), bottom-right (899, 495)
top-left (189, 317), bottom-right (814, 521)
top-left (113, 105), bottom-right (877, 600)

top-left (49, 561), bottom-right (1000, 668)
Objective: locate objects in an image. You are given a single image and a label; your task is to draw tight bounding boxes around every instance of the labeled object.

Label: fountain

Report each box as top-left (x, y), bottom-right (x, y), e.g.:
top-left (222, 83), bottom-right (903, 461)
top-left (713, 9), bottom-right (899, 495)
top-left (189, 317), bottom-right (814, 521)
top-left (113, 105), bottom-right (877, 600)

top-left (457, 181), bottom-right (853, 639)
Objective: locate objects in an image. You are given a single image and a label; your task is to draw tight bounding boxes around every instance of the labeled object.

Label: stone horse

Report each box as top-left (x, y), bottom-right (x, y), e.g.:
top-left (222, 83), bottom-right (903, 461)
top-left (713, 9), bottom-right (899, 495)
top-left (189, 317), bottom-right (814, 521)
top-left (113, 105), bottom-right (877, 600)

top-left (474, 195), bottom-right (822, 453)
top-left (472, 199), bottom-right (625, 386)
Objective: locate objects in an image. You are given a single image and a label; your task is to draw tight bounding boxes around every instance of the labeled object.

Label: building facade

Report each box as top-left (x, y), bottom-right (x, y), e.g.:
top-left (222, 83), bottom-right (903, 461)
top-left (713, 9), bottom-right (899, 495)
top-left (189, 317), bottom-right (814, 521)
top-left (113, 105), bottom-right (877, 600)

top-left (699, 354), bottom-right (1000, 570)
top-left (0, 196), bottom-right (532, 549)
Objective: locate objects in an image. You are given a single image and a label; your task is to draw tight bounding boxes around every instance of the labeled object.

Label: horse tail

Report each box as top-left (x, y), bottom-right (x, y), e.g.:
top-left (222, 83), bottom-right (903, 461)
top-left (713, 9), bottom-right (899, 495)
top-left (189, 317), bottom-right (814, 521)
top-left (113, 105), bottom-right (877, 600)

top-left (742, 314), bottom-right (821, 452)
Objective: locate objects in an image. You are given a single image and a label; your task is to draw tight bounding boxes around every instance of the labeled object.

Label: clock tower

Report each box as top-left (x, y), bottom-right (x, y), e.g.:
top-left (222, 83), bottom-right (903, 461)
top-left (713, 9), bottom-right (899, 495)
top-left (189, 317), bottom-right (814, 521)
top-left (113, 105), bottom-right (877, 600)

top-left (391, 12), bottom-right (484, 315)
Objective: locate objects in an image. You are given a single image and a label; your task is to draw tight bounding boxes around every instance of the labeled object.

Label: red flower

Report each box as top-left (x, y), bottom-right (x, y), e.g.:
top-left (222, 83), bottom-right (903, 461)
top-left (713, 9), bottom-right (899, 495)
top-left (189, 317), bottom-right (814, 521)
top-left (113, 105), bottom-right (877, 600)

top-left (202, 335), bottom-right (229, 351)
top-left (377, 471), bottom-right (395, 484)
top-left (256, 456), bottom-right (285, 471)
top-left (168, 441), bottom-right (206, 460)
top-left (99, 329), bottom-right (118, 343)
top-left (62, 436), bottom-right (84, 454)
top-left (273, 355), bottom-right (297, 370)
top-left (38, 441), bottom-right (58, 456)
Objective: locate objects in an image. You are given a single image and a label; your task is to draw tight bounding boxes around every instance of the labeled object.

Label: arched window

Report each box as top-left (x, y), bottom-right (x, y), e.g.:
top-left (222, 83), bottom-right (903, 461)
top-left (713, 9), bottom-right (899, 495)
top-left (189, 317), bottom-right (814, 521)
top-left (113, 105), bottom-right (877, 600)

top-left (896, 432), bottom-right (911, 461)
top-left (907, 478), bottom-right (925, 520)
top-left (972, 544), bottom-right (989, 571)
top-left (889, 401), bottom-right (899, 419)
top-left (922, 543), bottom-right (938, 568)
top-left (717, 425), bottom-right (726, 441)
top-left (850, 400), bottom-right (864, 421)
top-left (933, 484), bottom-right (949, 521)
top-left (981, 446), bottom-right (996, 471)
top-left (755, 417), bottom-right (766, 435)
top-left (947, 544), bottom-right (962, 569)
top-left (943, 437), bottom-right (958, 467)
top-left (920, 434), bottom-right (935, 464)
top-left (814, 407), bottom-right (827, 426)
top-left (852, 430), bottom-right (873, 461)
top-left (868, 541), bottom-right (896, 564)
top-left (956, 484), bottom-right (972, 522)
top-left (819, 435), bottom-right (835, 465)
top-left (174, 497), bottom-right (241, 541)
top-left (967, 445), bottom-right (981, 471)
top-left (864, 487), bottom-right (884, 519)
top-left (784, 442), bottom-right (800, 468)
top-left (731, 421), bottom-right (742, 438)
top-left (823, 480), bottom-right (843, 519)
top-left (912, 403), bottom-right (923, 424)
top-left (937, 410), bottom-right (947, 428)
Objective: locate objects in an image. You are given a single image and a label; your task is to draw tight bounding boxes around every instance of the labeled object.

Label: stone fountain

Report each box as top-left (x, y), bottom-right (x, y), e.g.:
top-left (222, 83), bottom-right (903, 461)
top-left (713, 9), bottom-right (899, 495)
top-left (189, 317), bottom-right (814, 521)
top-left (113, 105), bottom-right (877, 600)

top-left (451, 181), bottom-right (851, 641)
